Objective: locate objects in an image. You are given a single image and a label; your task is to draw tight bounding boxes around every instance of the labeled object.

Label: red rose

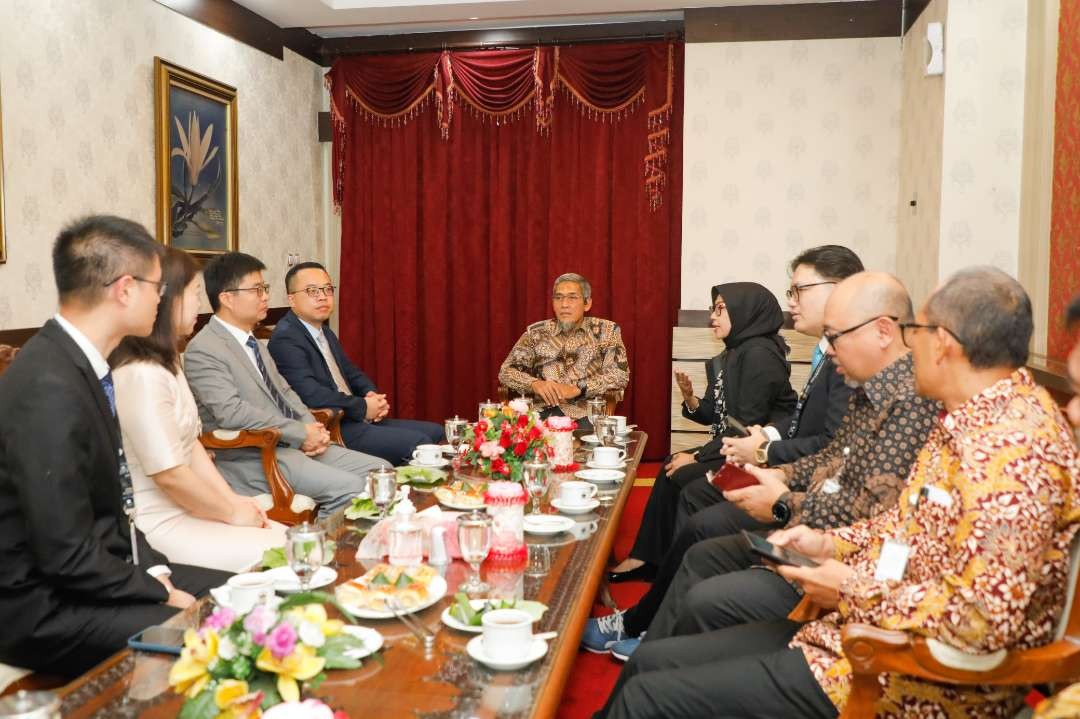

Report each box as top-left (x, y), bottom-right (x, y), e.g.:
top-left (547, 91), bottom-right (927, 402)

top-left (516, 414), bottom-right (529, 428)
top-left (499, 430), bottom-right (512, 448)
top-left (476, 420), bottom-right (488, 433)
top-left (527, 426), bottom-right (543, 442)
top-left (491, 458), bottom-right (509, 476)
top-left (513, 441), bottom-right (527, 456)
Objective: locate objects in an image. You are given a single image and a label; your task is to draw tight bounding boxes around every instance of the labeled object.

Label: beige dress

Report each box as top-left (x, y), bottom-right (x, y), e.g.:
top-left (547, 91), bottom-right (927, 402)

top-left (113, 361), bottom-right (287, 573)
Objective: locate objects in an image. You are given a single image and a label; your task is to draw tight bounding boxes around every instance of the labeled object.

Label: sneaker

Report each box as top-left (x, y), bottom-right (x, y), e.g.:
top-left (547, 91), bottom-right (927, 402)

top-left (610, 634), bottom-right (642, 662)
top-left (580, 610), bottom-right (626, 653)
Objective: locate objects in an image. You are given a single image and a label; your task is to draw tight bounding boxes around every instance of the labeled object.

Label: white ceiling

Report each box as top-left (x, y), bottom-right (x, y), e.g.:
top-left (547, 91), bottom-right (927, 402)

top-left (233, 0), bottom-right (858, 36)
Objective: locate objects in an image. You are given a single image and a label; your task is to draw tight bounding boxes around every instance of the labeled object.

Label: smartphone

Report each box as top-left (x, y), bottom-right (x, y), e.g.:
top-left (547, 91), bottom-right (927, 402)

top-left (742, 530), bottom-right (820, 568)
top-left (726, 416), bottom-right (752, 437)
top-left (128, 625), bottom-right (186, 655)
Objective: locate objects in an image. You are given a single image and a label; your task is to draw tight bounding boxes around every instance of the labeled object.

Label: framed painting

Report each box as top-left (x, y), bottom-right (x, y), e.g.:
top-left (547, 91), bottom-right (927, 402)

top-left (154, 58), bottom-right (238, 258)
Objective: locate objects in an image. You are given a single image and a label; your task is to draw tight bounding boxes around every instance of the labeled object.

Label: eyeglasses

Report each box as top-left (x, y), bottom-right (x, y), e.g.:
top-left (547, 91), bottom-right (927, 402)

top-left (225, 283), bottom-right (271, 297)
top-left (823, 315), bottom-right (899, 349)
top-left (785, 281), bottom-right (836, 301)
top-left (103, 275), bottom-right (168, 298)
top-left (709, 302), bottom-right (727, 314)
top-left (553, 293), bottom-right (584, 303)
top-left (290, 284), bottom-right (336, 299)
top-left (898, 322), bottom-right (964, 349)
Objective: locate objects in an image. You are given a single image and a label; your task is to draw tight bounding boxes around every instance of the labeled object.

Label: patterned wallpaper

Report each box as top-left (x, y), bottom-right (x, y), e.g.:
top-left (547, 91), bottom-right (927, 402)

top-left (895, 0), bottom-right (947, 308)
top-left (936, 0), bottom-right (1028, 281)
top-left (681, 38), bottom-right (902, 310)
top-left (0, 0), bottom-right (327, 329)
top-left (1048, 0), bottom-right (1080, 360)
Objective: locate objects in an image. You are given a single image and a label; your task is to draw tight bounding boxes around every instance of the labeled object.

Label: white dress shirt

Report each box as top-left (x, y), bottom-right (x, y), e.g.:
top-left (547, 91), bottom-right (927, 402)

top-left (213, 315), bottom-right (262, 374)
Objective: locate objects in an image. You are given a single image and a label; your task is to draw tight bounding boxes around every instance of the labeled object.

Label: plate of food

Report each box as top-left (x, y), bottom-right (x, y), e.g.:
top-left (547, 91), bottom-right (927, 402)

top-left (433, 480), bottom-right (487, 510)
top-left (440, 593), bottom-right (548, 634)
top-left (396, 465), bottom-right (448, 487)
top-left (336, 563), bottom-right (447, 619)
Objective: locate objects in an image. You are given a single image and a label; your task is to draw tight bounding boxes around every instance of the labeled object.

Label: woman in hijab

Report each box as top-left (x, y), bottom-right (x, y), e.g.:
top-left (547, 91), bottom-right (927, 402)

top-left (608, 282), bottom-right (796, 583)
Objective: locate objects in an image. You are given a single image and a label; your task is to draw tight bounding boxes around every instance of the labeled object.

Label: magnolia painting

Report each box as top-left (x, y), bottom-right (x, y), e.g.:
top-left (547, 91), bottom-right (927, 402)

top-left (155, 58), bottom-right (237, 256)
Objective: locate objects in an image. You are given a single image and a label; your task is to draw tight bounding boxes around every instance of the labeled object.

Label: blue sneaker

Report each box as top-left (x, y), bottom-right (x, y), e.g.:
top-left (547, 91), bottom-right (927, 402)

top-left (610, 634), bottom-right (642, 662)
top-left (580, 610), bottom-right (626, 653)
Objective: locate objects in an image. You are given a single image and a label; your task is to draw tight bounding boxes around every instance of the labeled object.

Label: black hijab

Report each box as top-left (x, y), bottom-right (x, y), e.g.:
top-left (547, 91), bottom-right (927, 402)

top-left (711, 282), bottom-right (788, 358)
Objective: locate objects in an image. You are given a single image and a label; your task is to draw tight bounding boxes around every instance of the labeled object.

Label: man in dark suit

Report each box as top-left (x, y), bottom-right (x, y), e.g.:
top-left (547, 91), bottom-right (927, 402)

top-left (268, 262), bottom-right (443, 466)
top-left (0, 216), bottom-right (228, 676)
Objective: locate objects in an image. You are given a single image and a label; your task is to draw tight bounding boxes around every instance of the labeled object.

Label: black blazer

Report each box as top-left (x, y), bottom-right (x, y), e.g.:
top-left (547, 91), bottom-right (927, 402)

top-left (684, 336), bottom-right (798, 463)
top-left (0, 321), bottom-right (168, 660)
top-left (268, 311), bottom-right (377, 423)
top-left (764, 354), bottom-right (853, 466)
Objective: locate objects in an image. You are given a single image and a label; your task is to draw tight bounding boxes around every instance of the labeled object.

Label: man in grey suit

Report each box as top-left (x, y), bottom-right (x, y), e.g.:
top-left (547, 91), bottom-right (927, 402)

top-left (184, 252), bottom-right (381, 518)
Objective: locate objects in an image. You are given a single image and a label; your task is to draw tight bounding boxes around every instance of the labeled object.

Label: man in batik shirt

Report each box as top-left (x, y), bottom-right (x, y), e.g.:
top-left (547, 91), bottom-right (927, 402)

top-left (599, 267), bottom-right (1080, 719)
top-left (498, 272), bottom-right (629, 422)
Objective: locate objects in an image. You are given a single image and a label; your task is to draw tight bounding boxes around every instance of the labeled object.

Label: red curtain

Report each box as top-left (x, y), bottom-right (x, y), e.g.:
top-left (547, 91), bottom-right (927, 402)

top-left (327, 41), bottom-right (683, 458)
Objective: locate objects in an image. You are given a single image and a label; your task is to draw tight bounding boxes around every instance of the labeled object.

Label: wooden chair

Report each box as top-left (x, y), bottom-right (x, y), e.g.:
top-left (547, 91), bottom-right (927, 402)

top-left (497, 385), bottom-right (623, 416)
top-left (198, 407), bottom-right (345, 527)
top-left (787, 534), bottom-right (1080, 717)
top-left (0, 344), bottom-right (18, 376)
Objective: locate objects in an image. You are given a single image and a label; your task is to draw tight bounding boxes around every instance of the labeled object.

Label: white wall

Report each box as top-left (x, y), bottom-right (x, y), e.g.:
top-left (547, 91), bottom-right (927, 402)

top-left (0, 0), bottom-right (327, 328)
top-left (681, 38), bottom-right (902, 309)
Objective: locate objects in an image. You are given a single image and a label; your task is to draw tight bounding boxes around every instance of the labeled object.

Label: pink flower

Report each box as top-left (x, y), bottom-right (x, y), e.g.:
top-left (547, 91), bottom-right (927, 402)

top-left (244, 604), bottom-right (278, 646)
top-left (508, 398), bottom-right (530, 415)
top-left (267, 621), bottom-right (298, 659)
top-left (478, 440), bottom-right (505, 459)
top-left (545, 416), bottom-right (575, 431)
top-left (203, 606), bottom-right (236, 633)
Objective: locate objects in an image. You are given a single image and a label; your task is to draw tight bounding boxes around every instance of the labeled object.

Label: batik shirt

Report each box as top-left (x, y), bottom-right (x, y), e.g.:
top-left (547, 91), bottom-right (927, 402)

top-left (780, 353), bottom-right (940, 529)
top-left (498, 317), bottom-right (630, 419)
top-left (790, 369), bottom-right (1080, 717)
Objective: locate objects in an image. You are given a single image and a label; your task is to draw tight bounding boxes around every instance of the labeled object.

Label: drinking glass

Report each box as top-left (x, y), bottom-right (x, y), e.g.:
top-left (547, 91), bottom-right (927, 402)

top-left (285, 523), bottom-right (326, 593)
top-left (444, 416), bottom-right (468, 454)
top-left (478, 400), bottom-right (500, 422)
top-left (595, 416), bottom-right (618, 448)
top-left (456, 510), bottom-right (493, 596)
top-left (521, 460), bottom-right (550, 515)
top-left (586, 397), bottom-right (606, 429)
top-left (370, 466), bottom-right (397, 519)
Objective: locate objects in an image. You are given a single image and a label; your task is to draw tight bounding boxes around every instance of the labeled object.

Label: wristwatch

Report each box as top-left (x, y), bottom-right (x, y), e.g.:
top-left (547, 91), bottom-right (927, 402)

top-left (754, 440), bottom-right (771, 466)
top-left (771, 492), bottom-right (793, 525)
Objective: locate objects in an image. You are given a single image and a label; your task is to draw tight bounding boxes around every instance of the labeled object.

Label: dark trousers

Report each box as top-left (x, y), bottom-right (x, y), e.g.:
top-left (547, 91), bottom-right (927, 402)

top-left (623, 501), bottom-right (774, 636)
top-left (672, 474), bottom-right (726, 536)
top-left (12, 563), bottom-right (229, 676)
top-left (627, 456), bottom-right (727, 567)
top-left (595, 620), bottom-right (837, 719)
top-left (340, 417), bottom-right (444, 466)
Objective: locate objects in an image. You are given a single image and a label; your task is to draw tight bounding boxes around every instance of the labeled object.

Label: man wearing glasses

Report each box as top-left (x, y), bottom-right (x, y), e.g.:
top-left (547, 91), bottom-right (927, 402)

top-left (184, 253), bottom-right (381, 518)
top-left (267, 261), bottom-right (443, 465)
top-left (498, 272), bottom-right (630, 425)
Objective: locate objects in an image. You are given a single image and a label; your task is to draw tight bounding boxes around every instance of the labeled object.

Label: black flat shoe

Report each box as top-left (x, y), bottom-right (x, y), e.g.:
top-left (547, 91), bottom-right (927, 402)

top-left (606, 564), bottom-right (656, 584)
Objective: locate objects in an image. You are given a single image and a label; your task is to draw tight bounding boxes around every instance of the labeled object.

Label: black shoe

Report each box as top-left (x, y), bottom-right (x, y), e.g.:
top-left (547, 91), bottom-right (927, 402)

top-left (606, 563), bottom-right (656, 584)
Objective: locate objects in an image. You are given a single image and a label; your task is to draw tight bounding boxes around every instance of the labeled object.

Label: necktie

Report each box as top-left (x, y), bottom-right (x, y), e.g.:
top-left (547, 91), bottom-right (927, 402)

top-left (100, 371), bottom-right (116, 416)
top-left (810, 344), bottom-right (825, 372)
top-left (317, 333), bottom-right (352, 395)
top-left (246, 336), bottom-right (300, 419)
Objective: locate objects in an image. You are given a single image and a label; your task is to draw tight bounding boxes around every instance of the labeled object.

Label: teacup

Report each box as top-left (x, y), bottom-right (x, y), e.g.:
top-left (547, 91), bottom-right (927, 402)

top-left (591, 446), bottom-right (626, 467)
top-left (558, 480), bottom-right (598, 507)
top-left (609, 415), bottom-right (628, 434)
top-left (568, 519), bottom-right (599, 541)
top-left (481, 608), bottom-right (534, 661)
top-left (224, 572), bottom-right (275, 612)
top-left (412, 444), bottom-right (442, 465)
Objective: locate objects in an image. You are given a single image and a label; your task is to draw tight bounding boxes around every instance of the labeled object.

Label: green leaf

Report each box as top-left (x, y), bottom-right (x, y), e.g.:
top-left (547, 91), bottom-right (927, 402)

top-left (249, 672), bottom-right (282, 709)
top-left (261, 547), bottom-right (287, 569)
top-left (369, 572), bottom-right (391, 586)
top-left (394, 572), bottom-right (415, 589)
top-left (345, 496), bottom-right (379, 520)
top-left (451, 592), bottom-right (478, 625)
top-left (178, 690), bottom-right (218, 719)
top-left (277, 591), bottom-right (357, 624)
top-left (305, 672), bottom-right (327, 691)
top-left (319, 634), bottom-right (365, 669)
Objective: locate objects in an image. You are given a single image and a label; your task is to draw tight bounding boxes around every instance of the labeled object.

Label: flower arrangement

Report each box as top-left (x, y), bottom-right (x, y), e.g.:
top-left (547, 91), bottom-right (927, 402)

top-left (456, 398), bottom-right (556, 481)
top-left (169, 594), bottom-right (366, 719)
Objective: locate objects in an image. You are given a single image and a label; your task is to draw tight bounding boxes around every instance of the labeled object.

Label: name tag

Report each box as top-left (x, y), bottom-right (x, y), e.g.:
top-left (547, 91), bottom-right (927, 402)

top-left (821, 477), bottom-right (841, 494)
top-left (925, 485), bottom-right (953, 508)
top-left (874, 538), bottom-right (911, 582)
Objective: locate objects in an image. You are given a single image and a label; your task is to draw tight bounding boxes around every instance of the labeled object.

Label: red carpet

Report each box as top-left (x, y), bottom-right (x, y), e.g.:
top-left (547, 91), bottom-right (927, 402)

top-left (555, 463), bottom-right (659, 719)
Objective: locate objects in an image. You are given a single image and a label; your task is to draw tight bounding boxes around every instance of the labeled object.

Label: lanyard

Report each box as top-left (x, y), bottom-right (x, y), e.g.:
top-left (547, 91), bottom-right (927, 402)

top-left (786, 357), bottom-right (827, 439)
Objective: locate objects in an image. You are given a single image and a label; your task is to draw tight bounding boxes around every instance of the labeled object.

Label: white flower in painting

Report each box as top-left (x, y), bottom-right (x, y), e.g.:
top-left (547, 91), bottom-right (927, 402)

top-left (172, 111), bottom-right (219, 187)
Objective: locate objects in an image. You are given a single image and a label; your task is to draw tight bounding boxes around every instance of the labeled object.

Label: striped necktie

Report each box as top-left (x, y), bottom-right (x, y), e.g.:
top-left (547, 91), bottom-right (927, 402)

top-left (246, 336), bottom-right (300, 419)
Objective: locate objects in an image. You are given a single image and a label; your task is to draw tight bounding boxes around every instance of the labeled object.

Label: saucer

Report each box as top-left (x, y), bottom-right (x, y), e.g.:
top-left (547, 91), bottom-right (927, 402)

top-left (586, 460), bottom-right (627, 470)
top-left (409, 457), bottom-right (450, 469)
top-left (262, 565), bottom-right (337, 593)
top-left (575, 468), bottom-right (625, 483)
top-left (209, 587), bottom-right (284, 613)
top-left (466, 635), bottom-right (548, 671)
top-left (551, 498), bottom-right (600, 515)
top-left (523, 514), bottom-right (575, 535)
top-left (580, 434), bottom-right (629, 446)
top-left (339, 625), bottom-right (385, 660)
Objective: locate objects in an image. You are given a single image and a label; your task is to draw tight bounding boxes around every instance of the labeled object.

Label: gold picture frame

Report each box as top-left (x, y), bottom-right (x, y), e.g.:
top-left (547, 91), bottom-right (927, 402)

top-left (0, 85), bottom-right (6, 264)
top-left (154, 58), bottom-right (238, 258)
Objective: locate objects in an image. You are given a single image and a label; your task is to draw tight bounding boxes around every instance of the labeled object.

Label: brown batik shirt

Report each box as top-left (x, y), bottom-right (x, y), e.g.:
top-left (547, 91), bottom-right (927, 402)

top-left (779, 352), bottom-right (941, 529)
top-left (498, 317), bottom-right (630, 419)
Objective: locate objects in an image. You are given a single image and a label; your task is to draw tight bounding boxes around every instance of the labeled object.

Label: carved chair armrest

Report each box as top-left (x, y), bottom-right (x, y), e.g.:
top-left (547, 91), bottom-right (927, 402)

top-left (310, 408), bottom-right (345, 446)
top-left (839, 623), bottom-right (1080, 718)
top-left (787, 594), bottom-right (828, 623)
top-left (198, 428), bottom-right (316, 526)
